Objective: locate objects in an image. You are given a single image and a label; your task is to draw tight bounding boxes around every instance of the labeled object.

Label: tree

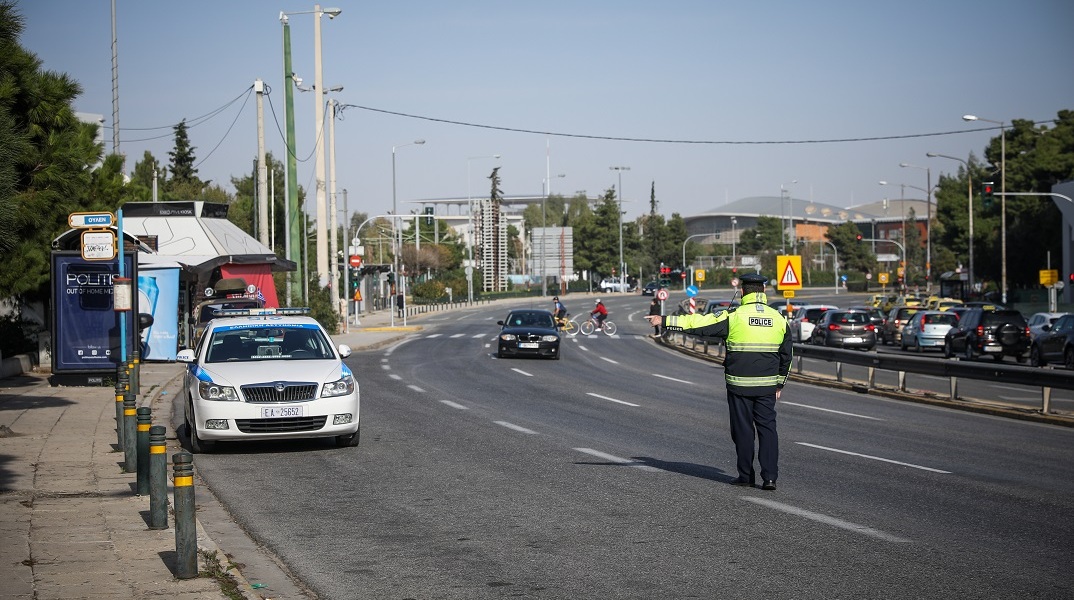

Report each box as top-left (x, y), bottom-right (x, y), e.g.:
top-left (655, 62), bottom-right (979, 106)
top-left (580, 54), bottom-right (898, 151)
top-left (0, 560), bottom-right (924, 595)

top-left (167, 119), bottom-right (200, 188)
top-left (827, 222), bottom-right (876, 275)
top-left (0, 1), bottom-right (102, 300)
top-left (575, 188), bottom-right (623, 281)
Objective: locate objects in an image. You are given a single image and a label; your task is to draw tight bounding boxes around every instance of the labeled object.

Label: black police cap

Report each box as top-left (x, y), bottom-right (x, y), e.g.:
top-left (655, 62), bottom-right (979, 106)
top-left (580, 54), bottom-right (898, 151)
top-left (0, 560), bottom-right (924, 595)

top-left (740, 273), bottom-right (768, 285)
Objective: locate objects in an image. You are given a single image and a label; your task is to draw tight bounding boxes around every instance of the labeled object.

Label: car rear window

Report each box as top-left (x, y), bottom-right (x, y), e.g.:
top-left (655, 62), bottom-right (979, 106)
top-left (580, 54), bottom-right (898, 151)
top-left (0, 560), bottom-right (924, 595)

top-left (922, 313), bottom-right (959, 326)
top-left (896, 308), bottom-right (921, 320)
top-left (804, 308), bottom-right (831, 320)
top-left (832, 312), bottom-right (869, 324)
top-left (981, 311), bottom-right (1027, 327)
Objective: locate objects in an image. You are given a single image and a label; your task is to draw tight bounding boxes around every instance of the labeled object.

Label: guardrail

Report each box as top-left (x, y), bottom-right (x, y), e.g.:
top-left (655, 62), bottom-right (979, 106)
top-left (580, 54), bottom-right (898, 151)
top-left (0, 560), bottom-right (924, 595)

top-left (662, 332), bottom-right (1074, 415)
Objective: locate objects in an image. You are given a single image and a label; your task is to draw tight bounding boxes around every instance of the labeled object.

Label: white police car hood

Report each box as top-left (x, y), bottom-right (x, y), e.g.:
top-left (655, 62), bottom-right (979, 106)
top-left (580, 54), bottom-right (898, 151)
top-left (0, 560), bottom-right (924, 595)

top-left (195, 359), bottom-right (350, 389)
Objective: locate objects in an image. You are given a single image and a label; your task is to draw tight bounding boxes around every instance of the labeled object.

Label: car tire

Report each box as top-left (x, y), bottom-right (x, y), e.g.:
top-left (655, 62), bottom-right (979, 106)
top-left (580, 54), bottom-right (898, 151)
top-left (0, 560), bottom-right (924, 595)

top-left (963, 341), bottom-right (974, 361)
top-left (1066, 347), bottom-right (1074, 371)
top-left (943, 340), bottom-right (953, 359)
top-left (915, 338), bottom-right (923, 353)
top-left (186, 418), bottom-right (214, 454)
top-left (336, 427), bottom-right (361, 448)
top-left (1030, 345), bottom-right (1046, 367)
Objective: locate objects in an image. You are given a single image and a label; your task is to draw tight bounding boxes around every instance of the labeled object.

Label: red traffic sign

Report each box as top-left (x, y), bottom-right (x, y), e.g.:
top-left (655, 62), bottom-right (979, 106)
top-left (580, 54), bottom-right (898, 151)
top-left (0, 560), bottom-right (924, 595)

top-left (656, 288), bottom-right (669, 301)
top-left (349, 255), bottom-right (362, 267)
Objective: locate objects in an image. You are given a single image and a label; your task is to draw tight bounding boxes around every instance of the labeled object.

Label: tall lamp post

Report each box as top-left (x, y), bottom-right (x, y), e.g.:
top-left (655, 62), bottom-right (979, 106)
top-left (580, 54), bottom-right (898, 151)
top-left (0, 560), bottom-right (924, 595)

top-left (610, 166), bottom-right (630, 293)
top-left (927, 152), bottom-right (974, 295)
top-left (780, 180), bottom-right (797, 253)
top-left (901, 162), bottom-right (932, 291)
top-left (280, 9), bottom-right (340, 302)
top-left (681, 233), bottom-right (710, 291)
top-left (540, 173), bottom-right (566, 298)
top-left (392, 140), bottom-right (425, 321)
top-left (467, 154), bottom-right (501, 303)
top-left (730, 217), bottom-right (737, 269)
top-left (963, 114), bottom-right (1006, 304)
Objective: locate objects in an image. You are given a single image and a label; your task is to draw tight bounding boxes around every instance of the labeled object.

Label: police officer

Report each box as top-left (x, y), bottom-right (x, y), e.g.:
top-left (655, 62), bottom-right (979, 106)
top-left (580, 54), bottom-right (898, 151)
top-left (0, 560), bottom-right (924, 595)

top-left (645, 273), bottom-right (791, 490)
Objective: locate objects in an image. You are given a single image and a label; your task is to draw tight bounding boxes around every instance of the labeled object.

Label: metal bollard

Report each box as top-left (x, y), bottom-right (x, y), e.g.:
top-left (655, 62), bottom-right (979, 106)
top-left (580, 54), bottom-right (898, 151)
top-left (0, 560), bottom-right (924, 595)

top-left (173, 452), bottom-right (198, 579)
top-left (148, 426), bottom-right (168, 529)
top-left (130, 350), bottom-right (140, 395)
top-left (136, 407), bottom-right (151, 495)
top-left (123, 394), bottom-right (137, 472)
top-left (115, 367), bottom-right (129, 447)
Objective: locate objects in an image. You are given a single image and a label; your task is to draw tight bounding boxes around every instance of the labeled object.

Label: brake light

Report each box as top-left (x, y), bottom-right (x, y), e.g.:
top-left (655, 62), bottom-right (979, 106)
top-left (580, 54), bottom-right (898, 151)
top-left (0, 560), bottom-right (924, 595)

top-left (865, 324), bottom-right (875, 331)
top-left (827, 324), bottom-right (840, 330)
top-left (976, 325), bottom-right (984, 337)
top-left (803, 318), bottom-right (811, 323)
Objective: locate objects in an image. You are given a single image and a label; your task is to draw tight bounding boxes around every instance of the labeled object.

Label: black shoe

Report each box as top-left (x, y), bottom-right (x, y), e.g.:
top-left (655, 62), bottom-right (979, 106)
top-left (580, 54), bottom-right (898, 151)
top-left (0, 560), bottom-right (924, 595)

top-left (731, 477), bottom-right (754, 487)
top-left (761, 480), bottom-right (777, 491)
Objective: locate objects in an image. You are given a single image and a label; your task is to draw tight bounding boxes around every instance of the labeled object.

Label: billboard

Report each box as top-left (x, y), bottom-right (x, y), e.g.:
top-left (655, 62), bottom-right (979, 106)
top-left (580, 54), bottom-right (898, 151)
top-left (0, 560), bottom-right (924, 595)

top-left (137, 266), bottom-right (180, 361)
top-left (51, 252), bottom-right (138, 374)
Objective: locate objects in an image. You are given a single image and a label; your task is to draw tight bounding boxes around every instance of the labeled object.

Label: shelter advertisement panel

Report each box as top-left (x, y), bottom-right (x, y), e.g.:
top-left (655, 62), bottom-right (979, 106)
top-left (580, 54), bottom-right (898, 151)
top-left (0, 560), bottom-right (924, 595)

top-left (138, 266), bottom-right (180, 361)
top-left (51, 253), bottom-right (138, 373)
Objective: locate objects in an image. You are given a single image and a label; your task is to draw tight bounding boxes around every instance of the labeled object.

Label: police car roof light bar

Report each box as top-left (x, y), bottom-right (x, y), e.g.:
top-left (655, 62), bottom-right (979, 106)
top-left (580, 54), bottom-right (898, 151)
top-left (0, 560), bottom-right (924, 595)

top-left (212, 307), bottom-right (312, 317)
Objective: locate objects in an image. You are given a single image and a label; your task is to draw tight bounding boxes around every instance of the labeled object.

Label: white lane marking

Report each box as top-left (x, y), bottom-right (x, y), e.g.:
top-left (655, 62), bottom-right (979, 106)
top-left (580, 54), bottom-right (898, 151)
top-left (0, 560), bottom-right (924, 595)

top-left (440, 400), bottom-right (468, 409)
top-left (742, 497), bottom-right (911, 543)
top-left (389, 374), bottom-right (402, 381)
top-left (426, 333), bottom-right (442, 338)
top-left (512, 368), bottom-right (534, 377)
top-left (380, 358), bottom-right (388, 363)
top-left (407, 385), bottom-right (425, 393)
top-left (381, 364), bottom-right (391, 370)
top-left (781, 402), bottom-right (882, 420)
top-left (450, 333), bottom-right (466, 338)
top-left (577, 344), bottom-right (590, 352)
top-left (586, 392), bottom-right (639, 407)
top-left (573, 448), bottom-right (661, 472)
top-left (653, 373), bottom-right (694, 385)
top-left (796, 442), bottom-right (952, 474)
top-left (495, 421), bottom-right (538, 434)
top-left (472, 333), bottom-right (486, 339)
top-left (599, 356), bottom-right (619, 364)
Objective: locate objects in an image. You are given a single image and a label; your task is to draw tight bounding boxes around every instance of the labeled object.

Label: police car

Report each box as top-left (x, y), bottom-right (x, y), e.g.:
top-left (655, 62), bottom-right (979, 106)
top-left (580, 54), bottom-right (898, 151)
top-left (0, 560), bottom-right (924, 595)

top-left (176, 307), bottom-right (360, 452)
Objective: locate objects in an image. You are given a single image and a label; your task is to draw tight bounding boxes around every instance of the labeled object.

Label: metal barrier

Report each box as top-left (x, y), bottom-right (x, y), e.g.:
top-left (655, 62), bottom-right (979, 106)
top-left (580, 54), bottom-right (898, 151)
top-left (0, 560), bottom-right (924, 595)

top-left (662, 332), bottom-right (1074, 415)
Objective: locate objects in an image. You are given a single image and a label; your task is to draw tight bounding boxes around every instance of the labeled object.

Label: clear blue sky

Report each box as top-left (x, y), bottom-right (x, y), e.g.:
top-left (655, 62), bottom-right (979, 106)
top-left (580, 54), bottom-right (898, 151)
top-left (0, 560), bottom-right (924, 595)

top-left (19, 0), bottom-right (1074, 221)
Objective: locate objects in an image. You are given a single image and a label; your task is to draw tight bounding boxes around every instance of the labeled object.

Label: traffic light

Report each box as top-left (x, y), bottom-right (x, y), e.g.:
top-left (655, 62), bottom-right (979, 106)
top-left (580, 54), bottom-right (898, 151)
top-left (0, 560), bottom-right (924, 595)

top-left (855, 234), bottom-right (863, 242)
top-left (982, 181), bottom-right (995, 209)
top-left (423, 206), bottom-right (434, 226)
top-left (1068, 272), bottom-right (1074, 284)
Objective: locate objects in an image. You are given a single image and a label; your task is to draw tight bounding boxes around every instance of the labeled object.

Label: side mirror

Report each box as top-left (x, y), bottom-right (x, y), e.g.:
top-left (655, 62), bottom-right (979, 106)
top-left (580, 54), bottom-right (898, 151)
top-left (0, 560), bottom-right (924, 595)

top-left (176, 349), bottom-right (196, 363)
top-left (338, 344), bottom-right (352, 359)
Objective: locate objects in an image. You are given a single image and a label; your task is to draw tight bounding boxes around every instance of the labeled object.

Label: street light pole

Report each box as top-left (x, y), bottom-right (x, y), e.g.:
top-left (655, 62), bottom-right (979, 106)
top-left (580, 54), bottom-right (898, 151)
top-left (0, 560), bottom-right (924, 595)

top-left (901, 162), bottom-right (932, 291)
top-left (610, 166), bottom-right (630, 293)
top-left (927, 152), bottom-right (974, 296)
top-left (682, 234), bottom-right (710, 291)
top-left (393, 141), bottom-right (425, 328)
top-left (311, 4), bottom-right (341, 290)
top-left (467, 154), bottom-right (500, 303)
top-left (730, 217), bottom-right (737, 270)
top-left (964, 114), bottom-right (1006, 304)
top-left (780, 180), bottom-right (797, 253)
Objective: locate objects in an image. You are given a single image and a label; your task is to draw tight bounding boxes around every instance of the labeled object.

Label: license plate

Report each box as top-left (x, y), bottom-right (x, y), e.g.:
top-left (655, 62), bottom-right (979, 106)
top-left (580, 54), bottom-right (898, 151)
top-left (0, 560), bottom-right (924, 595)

top-left (261, 406), bottom-right (303, 418)
top-left (983, 346), bottom-right (1002, 353)
top-left (518, 342), bottom-right (539, 349)
top-left (844, 337), bottom-right (862, 343)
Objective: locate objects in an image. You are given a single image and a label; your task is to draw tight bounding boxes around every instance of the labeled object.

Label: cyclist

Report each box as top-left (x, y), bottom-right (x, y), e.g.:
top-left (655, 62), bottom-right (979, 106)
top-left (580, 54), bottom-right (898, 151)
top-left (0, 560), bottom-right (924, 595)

top-left (552, 296), bottom-right (568, 326)
top-left (591, 299), bottom-right (609, 331)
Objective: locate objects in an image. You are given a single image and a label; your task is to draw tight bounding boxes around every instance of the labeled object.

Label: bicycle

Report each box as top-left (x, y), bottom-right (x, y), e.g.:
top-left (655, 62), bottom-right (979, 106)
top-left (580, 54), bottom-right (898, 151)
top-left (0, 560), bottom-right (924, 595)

top-left (556, 314), bottom-right (580, 337)
top-left (580, 316), bottom-right (617, 336)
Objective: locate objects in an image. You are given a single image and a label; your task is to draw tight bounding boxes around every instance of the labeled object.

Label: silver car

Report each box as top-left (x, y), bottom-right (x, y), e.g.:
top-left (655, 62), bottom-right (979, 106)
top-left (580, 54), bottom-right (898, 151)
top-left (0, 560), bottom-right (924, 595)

top-left (901, 310), bottom-right (959, 352)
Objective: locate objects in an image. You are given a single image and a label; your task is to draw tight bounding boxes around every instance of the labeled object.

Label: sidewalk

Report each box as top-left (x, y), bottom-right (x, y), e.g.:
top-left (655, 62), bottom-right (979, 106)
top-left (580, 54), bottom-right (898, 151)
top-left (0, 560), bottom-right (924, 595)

top-left (0, 298), bottom-right (542, 599)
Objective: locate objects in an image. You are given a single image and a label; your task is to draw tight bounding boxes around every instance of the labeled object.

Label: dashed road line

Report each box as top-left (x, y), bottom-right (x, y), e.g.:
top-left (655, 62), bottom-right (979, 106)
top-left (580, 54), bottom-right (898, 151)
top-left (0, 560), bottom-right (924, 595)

top-left (781, 402), bottom-right (882, 420)
top-left (796, 442), bottom-right (951, 473)
top-left (742, 497), bottom-right (911, 543)
top-left (586, 392), bottom-right (639, 407)
top-left (495, 421), bottom-right (538, 434)
top-left (573, 448), bottom-right (661, 472)
top-left (440, 400), bottom-right (468, 409)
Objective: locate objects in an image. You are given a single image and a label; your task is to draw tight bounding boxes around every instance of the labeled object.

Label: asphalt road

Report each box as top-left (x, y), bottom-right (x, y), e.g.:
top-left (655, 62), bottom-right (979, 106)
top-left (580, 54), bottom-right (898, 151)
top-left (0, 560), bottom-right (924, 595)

top-left (189, 295), bottom-right (1074, 599)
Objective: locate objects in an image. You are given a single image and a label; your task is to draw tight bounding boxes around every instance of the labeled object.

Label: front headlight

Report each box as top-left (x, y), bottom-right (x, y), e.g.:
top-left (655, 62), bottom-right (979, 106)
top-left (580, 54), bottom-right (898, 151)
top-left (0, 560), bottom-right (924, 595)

top-left (322, 374), bottom-right (356, 398)
top-left (500, 333), bottom-right (517, 341)
top-left (199, 381), bottom-right (239, 401)
top-left (540, 335), bottom-right (559, 342)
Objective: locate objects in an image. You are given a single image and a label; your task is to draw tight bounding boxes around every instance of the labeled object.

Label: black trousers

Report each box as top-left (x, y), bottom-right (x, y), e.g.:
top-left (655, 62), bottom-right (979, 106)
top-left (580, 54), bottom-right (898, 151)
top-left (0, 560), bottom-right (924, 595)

top-left (726, 389), bottom-right (779, 482)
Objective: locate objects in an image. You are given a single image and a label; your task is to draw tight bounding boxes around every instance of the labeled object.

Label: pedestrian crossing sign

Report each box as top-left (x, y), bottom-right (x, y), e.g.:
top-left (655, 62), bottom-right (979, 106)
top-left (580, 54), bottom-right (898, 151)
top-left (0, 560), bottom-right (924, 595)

top-left (776, 255), bottom-right (803, 291)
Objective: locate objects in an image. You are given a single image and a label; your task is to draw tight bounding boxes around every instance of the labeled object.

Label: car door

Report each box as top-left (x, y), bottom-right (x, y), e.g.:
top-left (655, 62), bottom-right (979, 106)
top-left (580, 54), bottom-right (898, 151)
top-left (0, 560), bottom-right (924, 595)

top-left (1040, 315), bottom-right (1074, 362)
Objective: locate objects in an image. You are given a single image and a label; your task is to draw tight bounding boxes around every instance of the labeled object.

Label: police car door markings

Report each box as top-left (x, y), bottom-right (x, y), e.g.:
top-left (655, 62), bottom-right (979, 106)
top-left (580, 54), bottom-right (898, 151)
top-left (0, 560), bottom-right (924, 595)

top-left (495, 421), bottom-right (538, 435)
top-left (440, 400), bottom-right (469, 410)
top-left (742, 497), bottom-right (911, 543)
top-left (652, 373), bottom-right (694, 385)
top-left (511, 368), bottom-right (534, 377)
top-left (586, 392), bottom-right (639, 407)
top-left (796, 442), bottom-right (951, 473)
top-left (781, 402), bottom-right (882, 420)
top-left (573, 448), bottom-right (661, 472)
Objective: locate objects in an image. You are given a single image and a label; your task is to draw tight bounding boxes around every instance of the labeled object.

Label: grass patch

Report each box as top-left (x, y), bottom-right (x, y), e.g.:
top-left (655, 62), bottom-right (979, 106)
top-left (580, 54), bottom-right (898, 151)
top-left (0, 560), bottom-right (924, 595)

top-left (199, 549), bottom-right (244, 599)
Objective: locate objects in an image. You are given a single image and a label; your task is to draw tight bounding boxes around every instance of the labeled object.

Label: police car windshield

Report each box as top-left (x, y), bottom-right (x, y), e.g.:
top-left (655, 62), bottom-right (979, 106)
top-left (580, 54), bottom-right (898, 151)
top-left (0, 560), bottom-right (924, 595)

top-left (206, 325), bottom-right (334, 363)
